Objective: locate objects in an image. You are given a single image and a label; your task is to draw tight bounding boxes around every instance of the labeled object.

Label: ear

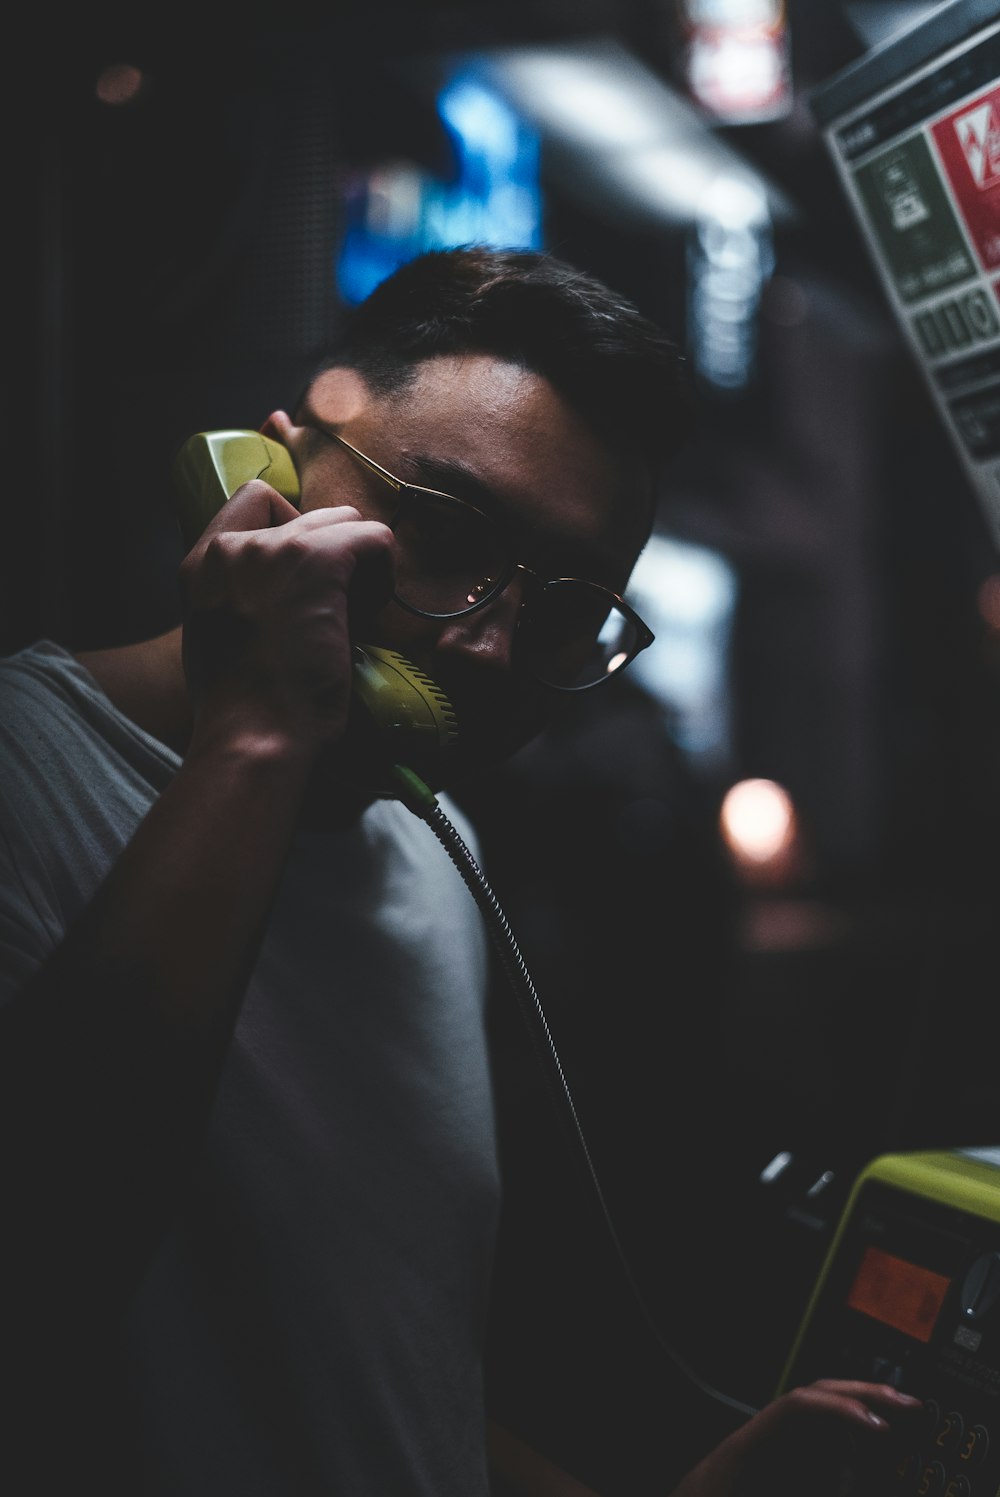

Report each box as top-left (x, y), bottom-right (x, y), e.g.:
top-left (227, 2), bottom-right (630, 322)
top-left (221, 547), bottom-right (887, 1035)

top-left (260, 410), bottom-right (296, 444)
top-left (260, 370), bottom-right (372, 496)
top-left (260, 410), bottom-right (320, 483)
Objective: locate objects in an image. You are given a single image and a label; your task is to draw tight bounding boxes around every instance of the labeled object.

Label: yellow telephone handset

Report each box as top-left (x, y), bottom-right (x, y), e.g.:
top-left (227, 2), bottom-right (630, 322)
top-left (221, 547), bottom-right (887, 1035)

top-left (172, 430), bottom-right (458, 791)
top-left (173, 430), bottom-right (302, 545)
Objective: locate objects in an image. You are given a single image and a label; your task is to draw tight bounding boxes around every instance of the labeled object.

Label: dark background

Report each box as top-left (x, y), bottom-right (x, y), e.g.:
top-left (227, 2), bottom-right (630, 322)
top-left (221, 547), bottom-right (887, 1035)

top-left (6, 3), bottom-right (1000, 1492)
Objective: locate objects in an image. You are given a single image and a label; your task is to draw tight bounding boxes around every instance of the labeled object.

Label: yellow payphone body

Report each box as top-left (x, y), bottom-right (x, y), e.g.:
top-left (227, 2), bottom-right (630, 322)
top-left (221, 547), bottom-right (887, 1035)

top-left (780, 1148), bottom-right (1000, 1494)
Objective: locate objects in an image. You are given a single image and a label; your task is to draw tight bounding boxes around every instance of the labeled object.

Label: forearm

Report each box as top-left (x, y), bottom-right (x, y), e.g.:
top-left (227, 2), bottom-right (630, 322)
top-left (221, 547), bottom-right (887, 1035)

top-left (0, 725), bottom-right (314, 1308)
top-left (0, 484), bottom-right (391, 1322)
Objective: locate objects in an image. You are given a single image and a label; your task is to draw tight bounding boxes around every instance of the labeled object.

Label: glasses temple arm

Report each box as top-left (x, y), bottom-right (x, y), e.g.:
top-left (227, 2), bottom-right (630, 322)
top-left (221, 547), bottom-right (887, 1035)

top-left (309, 419), bottom-right (406, 494)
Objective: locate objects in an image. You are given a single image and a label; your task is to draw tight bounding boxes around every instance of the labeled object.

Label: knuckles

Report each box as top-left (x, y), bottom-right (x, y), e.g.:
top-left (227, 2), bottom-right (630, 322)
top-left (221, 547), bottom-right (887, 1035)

top-left (780, 1387), bottom-right (815, 1416)
top-left (181, 512), bottom-right (383, 598)
top-left (175, 503), bottom-right (391, 736)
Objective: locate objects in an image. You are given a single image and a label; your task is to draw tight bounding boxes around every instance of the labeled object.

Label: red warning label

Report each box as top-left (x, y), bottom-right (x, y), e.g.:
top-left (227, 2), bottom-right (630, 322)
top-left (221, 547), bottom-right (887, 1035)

top-left (933, 87), bottom-right (1000, 271)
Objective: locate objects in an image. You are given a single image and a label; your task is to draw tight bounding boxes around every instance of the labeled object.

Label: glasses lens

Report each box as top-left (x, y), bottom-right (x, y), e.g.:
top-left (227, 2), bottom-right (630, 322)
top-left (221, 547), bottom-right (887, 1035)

top-left (517, 579), bottom-right (641, 690)
top-left (392, 490), bottom-right (510, 617)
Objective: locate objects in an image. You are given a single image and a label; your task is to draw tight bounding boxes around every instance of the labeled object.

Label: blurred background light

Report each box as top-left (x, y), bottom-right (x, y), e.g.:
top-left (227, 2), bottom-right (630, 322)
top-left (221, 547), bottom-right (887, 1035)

top-left (462, 37), bottom-right (794, 229)
top-left (483, 53), bottom-right (665, 151)
top-left (720, 776), bottom-right (800, 878)
top-left (688, 173), bottom-right (774, 392)
top-left (625, 533), bottom-right (738, 770)
top-left (676, 0), bottom-right (793, 124)
top-left (615, 144), bottom-right (754, 222)
top-left (336, 65), bottom-right (542, 305)
top-left (95, 63), bottom-right (146, 107)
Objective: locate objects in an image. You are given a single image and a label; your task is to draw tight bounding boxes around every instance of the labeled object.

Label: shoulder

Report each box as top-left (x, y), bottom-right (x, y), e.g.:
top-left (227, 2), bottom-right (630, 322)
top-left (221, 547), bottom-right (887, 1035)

top-left (0, 639), bottom-right (107, 727)
top-left (1, 637), bottom-right (92, 689)
top-left (0, 637), bottom-right (180, 780)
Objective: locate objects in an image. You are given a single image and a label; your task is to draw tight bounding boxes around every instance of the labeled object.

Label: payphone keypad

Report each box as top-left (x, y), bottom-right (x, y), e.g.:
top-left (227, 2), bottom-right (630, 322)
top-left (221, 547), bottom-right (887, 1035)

top-left (890, 1399), bottom-right (991, 1494)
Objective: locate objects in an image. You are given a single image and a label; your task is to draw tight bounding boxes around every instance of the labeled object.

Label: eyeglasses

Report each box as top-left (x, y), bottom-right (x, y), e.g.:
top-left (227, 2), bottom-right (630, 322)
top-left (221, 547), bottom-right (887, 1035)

top-left (312, 425), bottom-right (655, 692)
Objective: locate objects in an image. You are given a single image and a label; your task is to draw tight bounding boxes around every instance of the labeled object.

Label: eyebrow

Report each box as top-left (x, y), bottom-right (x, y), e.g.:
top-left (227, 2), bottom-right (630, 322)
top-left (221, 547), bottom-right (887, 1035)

top-left (400, 452), bottom-right (619, 585)
top-left (400, 454), bottom-right (498, 507)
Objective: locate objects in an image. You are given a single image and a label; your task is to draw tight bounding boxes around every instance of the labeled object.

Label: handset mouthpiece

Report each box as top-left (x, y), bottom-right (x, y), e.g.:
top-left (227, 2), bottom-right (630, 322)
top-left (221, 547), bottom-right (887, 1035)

top-left (350, 645), bottom-right (459, 794)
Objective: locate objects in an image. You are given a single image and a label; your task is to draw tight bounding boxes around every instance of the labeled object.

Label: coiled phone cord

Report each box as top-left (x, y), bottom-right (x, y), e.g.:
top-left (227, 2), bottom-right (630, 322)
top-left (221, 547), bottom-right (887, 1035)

top-left (389, 764), bottom-right (759, 1421)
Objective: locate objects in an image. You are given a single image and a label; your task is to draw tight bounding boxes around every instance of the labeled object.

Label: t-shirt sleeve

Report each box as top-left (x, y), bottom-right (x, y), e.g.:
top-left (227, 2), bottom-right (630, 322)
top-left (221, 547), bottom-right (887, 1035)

top-left (0, 818), bottom-right (60, 1004)
top-left (0, 641), bottom-right (178, 1008)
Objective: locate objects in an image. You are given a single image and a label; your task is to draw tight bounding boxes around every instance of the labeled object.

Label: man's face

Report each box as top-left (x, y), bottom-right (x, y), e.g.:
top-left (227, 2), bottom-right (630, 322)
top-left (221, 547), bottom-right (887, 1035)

top-left (278, 354), bottom-right (651, 784)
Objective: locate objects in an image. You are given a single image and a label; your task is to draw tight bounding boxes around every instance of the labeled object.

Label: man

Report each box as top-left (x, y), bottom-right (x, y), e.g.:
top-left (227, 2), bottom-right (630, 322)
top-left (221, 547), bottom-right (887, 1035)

top-left (0, 248), bottom-right (919, 1494)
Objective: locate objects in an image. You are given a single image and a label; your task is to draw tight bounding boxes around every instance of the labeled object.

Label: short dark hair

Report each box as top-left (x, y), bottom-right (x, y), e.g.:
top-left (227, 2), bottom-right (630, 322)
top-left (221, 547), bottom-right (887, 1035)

top-left (304, 246), bottom-right (694, 473)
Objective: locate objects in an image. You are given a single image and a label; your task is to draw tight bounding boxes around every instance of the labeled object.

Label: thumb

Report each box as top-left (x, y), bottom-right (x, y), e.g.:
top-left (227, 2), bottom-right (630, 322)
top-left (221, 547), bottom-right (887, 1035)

top-left (180, 477), bottom-right (301, 556)
top-left (174, 423), bottom-right (302, 552)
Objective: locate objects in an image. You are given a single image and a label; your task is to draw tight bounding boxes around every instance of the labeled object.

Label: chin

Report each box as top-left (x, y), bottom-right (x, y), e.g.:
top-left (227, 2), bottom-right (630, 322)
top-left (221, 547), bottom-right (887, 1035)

top-left (430, 720), bottom-right (543, 792)
top-left (432, 670), bottom-right (550, 776)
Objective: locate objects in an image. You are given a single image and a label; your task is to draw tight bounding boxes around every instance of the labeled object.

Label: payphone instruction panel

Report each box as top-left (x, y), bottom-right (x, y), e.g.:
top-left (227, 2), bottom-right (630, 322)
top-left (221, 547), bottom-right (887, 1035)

top-left (821, 19), bottom-right (1000, 548)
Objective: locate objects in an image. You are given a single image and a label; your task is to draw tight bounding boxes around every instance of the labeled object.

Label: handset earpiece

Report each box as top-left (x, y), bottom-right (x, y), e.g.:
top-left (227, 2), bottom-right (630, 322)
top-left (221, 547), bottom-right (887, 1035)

top-left (173, 431), bottom-right (301, 552)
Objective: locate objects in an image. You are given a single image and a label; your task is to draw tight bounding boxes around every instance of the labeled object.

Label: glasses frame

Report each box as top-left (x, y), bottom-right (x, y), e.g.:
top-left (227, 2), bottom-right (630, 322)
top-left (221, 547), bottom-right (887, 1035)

top-left (311, 423), bottom-right (655, 691)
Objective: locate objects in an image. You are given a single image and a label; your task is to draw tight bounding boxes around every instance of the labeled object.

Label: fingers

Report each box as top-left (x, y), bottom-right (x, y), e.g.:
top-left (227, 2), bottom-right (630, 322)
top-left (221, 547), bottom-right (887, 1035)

top-left (802, 1377), bottom-right (928, 1425)
top-left (701, 1378), bottom-right (928, 1497)
top-left (180, 484), bottom-right (395, 611)
top-left (179, 481), bottom-right (302, 597)
top-left (775, 1379), bottom-right (923, 1432)
top-left (184, 479), bottom-right (302, 551)
top-left (669, 1381), bottom-right (926, 1497)
top-left (177, 481), bottom-right (398, 754)
top-left (729, 1378), bottom-right (924, 1461)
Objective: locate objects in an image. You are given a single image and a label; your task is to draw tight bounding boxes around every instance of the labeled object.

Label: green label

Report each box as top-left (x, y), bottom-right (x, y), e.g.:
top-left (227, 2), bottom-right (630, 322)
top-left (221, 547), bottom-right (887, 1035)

top-left (852, 134), bottom-right (976, 304)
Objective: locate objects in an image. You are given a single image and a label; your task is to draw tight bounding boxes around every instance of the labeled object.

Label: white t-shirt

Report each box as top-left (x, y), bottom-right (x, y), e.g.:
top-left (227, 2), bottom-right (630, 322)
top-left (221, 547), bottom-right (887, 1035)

top-left (0, 641), bottom-right (499, 1496)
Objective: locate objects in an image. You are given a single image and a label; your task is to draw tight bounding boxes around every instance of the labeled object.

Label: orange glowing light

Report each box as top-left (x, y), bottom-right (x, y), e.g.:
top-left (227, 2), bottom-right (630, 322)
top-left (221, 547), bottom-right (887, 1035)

top-left (95, 63), bottom-right (145, 107)
top-left (720, 777), bottom-right (795, 864)
top-left (846, 1246), bottom-right (950, 1344)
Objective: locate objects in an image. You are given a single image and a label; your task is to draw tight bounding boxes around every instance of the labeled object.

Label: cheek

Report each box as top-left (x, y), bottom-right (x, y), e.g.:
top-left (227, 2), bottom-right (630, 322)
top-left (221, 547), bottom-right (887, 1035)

top-left (295, 448), bottom-right (370, 516)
